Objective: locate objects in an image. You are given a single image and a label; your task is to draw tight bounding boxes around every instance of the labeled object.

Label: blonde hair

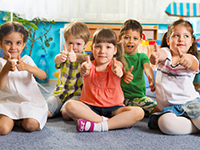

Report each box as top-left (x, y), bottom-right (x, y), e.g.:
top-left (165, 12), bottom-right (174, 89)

top-left (64, 21), bottom-right (90, 44)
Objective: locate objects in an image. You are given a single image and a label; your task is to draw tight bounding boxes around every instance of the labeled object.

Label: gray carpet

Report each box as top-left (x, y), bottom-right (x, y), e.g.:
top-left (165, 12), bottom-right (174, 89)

top-left (0, 84), bottom-right (200, 150)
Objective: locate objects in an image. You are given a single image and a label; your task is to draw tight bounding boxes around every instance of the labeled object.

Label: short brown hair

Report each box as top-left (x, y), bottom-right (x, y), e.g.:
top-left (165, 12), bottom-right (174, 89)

top-left (64, 21), bottom-right (90, 44)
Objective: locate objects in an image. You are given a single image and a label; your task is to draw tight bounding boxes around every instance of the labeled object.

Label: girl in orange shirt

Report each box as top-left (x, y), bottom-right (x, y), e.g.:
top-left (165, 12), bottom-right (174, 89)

top-left (62, 28), bottom-right (144, 132)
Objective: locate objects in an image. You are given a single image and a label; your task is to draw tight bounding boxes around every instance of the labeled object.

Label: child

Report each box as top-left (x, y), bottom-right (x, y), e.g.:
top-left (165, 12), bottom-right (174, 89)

top-left (63, 28), bottom-right (144, 132)
top-left (119, 19), bottom-right (160, 116)
top-left (0, 22), bottom-right (48, 135)
top-left (148, 19), bottom-right (200, 135)
top-left (47, 21), bottom-right (90, 118)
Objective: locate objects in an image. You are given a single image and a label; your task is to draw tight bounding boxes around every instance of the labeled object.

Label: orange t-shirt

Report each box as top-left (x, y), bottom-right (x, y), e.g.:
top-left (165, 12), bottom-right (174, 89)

top-left (80, 60), bottom-right (125, 107)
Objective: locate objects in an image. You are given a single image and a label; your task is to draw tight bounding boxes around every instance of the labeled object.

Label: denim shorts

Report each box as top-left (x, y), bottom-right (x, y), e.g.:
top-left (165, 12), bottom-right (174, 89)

top-left (47, 95), bottom-right (80, 116)
top-left (85, 103), bottom-right (123, 118)
top-left (148, 97), bottom-right (200, 129)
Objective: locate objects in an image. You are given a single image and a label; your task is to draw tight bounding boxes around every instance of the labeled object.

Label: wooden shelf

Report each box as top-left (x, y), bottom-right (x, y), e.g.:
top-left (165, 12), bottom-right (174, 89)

top-left (84, 24), bottom-right (158, 51)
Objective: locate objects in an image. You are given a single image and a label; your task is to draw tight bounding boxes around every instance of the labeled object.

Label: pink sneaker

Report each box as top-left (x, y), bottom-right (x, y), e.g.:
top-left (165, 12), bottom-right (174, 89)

top-left (77, 119), bottom-right (95, 132)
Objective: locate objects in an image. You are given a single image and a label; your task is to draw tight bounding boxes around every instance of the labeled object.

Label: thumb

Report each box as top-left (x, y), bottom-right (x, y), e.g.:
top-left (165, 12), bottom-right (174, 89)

top-left (112, 58), bottom-right (117, 68)
top-left (127, 65), bottom-right (134, 73)
top-left (86, 55), bottom-right (90, 64)
top-left (17, 55), bottom-right (21, 60)
top-left (68, 44), bottom-right (74, 53)
top-left (177, 47), bottom-right (183, 58)
top-left (63, 44), bottom-right (68, 52)
top-left (154, 43), bottom-right (159, 53)
top-left (7, 52), bottom-right (11, 60)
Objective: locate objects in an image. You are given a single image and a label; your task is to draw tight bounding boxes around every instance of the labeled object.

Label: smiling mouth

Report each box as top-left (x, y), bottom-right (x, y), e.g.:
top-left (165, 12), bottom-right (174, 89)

top-left (127, 45), bottom-right (134, 48)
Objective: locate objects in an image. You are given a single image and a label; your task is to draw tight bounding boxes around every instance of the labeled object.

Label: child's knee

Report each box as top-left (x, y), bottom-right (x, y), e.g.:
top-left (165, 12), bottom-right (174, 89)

top-left (64, 100), bottom-right (78, 114)
top-left (0, 124), bottom-right (12, 135)
top-left (22, 119), bottom-right (39, 132)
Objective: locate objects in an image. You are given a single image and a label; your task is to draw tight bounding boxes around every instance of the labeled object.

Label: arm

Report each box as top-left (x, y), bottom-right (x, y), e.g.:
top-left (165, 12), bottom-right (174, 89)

top-left (0, 53), bottom-right (16, 90)
top-left (143, 62), bottom-right (155, 92)
top-left (16, 56), bottom-right (46, 79)
top-left (150, 43), bottom-right (167, 65)
top-left (178, 48), bottom-right (199, 72)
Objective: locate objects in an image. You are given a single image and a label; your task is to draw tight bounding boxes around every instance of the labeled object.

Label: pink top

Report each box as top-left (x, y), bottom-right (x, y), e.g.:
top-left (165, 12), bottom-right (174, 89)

top-left (80, 60), bottom-right (125, 107)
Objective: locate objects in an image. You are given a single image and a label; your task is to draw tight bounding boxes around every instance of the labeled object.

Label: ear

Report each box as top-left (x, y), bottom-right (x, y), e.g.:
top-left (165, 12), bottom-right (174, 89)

top-left (166, 37), bottom-right (170, 45)
top-left (83, 42), bottom-right (88, 49)
top-left (139, 38), bottom-right (143, 45)
top-left (113, 46), bottom-right (117, 55)
top-left (118, 35), bottom-right (121, 42)
top-left (90, 44), bottom-right (93, 53)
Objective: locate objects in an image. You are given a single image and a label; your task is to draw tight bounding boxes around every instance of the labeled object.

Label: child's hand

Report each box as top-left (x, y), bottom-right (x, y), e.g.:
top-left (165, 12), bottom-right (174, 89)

top-left (150, 43), bottom-right (160, 65)
top-left (4, 53), bottom-right (15, 71)
top-left (60, 44), bottom-right (68, 62)
top-left (16, 55), bottom-right (26, 71)
top-left (68, 44), bottom-right (77, 62)
top-left (112, 58), bottom-right (123, 78)
top-left (80, 56), bottom-right (91, 76)
top-left (147, 75), bottom-right (155, 92)
top-left (123, 65), bottom-right (134, 83)
top-left (178, 47), bottom-right (192, 69)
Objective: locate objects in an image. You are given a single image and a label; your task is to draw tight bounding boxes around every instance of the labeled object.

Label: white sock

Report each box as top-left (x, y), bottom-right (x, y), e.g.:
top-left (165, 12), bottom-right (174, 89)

top-left (102, 116), bottom-right (109, 121)
top-left (93, 121), bottom-right (108, 132)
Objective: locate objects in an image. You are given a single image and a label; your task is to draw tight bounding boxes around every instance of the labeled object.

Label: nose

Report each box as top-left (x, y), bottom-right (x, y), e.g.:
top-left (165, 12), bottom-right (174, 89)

top-left (99, 47), bottom-right (105, 53)
top-left (179, 35), bottom-right (184, 41)
top-left (11, 43), bottom-right (16, 49)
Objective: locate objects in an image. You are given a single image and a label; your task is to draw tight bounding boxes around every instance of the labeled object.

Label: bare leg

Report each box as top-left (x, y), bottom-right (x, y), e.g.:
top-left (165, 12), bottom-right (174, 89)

top-left (191, 116), bottom-right (200, 130)
top-left (108, 106), bottom-right (144, 130)
top-left (0, 115), bottom-right (15, 135)
top-left (158, 113), bottom-right (198, 135)
top-left (48, 110), bottom-right (53, 118)
top-left (64, 100), bottom-right (103, 122)
top-left (151, 105), bottom-right (161, 114)
top-left (22, 118), bottom-right (40, 132)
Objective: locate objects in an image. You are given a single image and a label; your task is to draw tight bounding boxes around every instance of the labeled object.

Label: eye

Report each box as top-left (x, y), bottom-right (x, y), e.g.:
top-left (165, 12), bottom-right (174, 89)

top-left (134, 37), bottom-right (138, 40)
top-left (107, 46), bottom-right (111, 49)
top-left (95, 45), bottom-right (100, 48)
top-left (184, 35), bottom-right (189, 38)
top-left (124, 36), bottom-right (130, 40)
top-left (77, 43), bottom-right (81, 45)
top-left (174, 34), bottom-right (179, 37)
top-left (17, 41), bottom-right (22, 45)
top-left (5, 41), bottom-right (11, 44)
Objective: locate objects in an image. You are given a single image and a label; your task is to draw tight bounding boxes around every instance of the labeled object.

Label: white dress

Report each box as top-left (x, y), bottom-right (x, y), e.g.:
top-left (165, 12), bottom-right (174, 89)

top-left (0, 55), bottom-right (48, 130)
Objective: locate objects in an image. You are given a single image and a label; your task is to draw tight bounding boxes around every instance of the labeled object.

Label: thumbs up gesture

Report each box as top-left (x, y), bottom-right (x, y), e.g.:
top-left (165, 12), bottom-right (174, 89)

top-left (80, 56), bottom-right (91, 76)
top-left (112, 58), bottom-right (123, 78)
top-left (16, 55), bottom-right (26, 71)
top-left (123, 65), bottom-right (134, 83)
top-left (150, 43), bottom-right (160, 65)
top-left (4, 52), bottom-right (16, 71)
top-left (177, 47), bottom-right (192, 69)
top-left (60, 44), bottom-right (68, 62)
top-left (68, 44), bottom-right (77, 62)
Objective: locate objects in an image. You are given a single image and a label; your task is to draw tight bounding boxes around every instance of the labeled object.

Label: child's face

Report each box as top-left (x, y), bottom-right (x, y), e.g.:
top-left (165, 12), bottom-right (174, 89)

top-left (91, 42), bottom-right (117, 66)
top-left (120, 29), bottom-right (142, 55)
top-left (167, 25), bottom-right (193, 56)
top-left (66, 35), bottom-right (87, 53)
top-left (1, 32), bottom-right (25, 60)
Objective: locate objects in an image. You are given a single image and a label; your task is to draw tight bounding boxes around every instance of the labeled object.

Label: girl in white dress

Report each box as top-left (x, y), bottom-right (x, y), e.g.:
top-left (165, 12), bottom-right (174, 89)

top-left (0, 22), bottom-right (48, 135)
